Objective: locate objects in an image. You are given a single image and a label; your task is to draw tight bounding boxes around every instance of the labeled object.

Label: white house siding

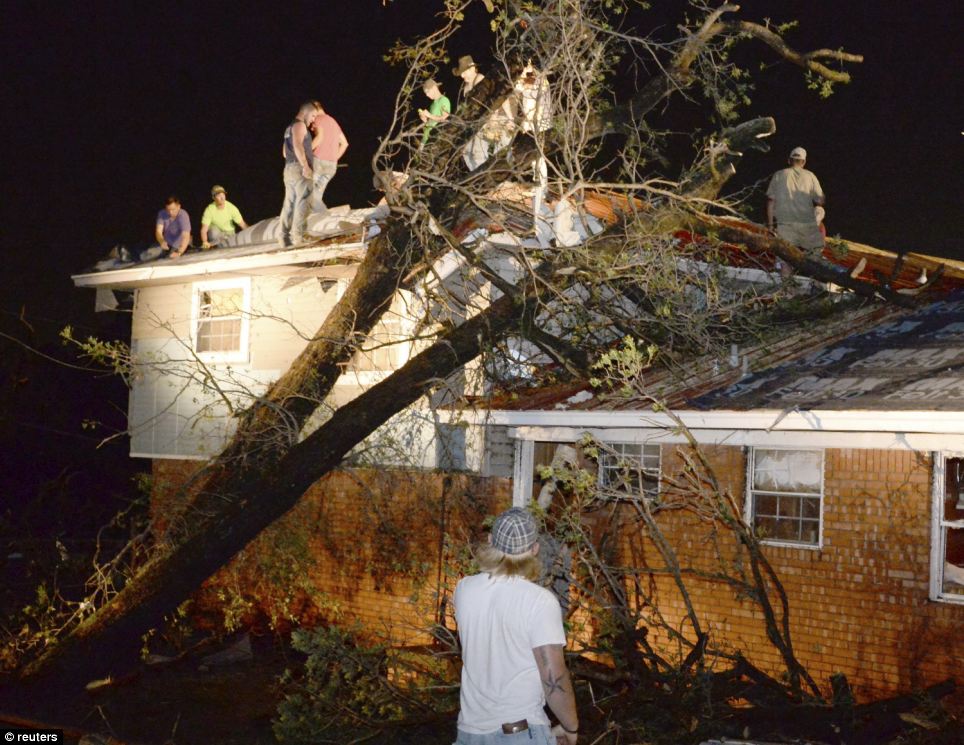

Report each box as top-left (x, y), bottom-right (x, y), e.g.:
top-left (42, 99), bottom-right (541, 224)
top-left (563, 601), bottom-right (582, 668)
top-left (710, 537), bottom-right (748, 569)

top-left (249, 276), bottom-right (342, 371)
top-left (127, 274), bottom-right (476, 469)
top-left (131, 284), bottom-right (194, 341)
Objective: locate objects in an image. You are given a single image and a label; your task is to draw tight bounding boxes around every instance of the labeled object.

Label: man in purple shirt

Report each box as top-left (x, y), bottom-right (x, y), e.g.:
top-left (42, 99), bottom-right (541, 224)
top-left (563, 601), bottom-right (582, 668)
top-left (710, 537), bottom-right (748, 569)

top-left (155, 196), bottom-right (192, 258)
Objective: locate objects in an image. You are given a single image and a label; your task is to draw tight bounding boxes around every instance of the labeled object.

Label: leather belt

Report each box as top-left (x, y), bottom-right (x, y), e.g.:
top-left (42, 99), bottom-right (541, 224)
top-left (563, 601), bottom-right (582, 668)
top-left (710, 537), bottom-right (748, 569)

top-left (501, 719), bottom-right (529, 734)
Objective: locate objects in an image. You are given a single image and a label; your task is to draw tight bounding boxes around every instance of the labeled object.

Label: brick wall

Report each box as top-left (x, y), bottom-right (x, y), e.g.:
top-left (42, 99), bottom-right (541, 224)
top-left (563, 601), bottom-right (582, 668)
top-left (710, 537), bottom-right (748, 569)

top-left (151, 460), bottom-right (511, 642)
top-left (624, 445), bottom-right (963, 708)
top-left (152, 447), bottom-right (963, 708)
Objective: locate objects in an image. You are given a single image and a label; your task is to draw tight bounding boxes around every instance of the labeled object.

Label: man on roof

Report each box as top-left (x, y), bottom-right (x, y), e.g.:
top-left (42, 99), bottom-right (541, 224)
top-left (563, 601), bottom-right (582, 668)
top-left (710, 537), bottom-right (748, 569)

top-left (766, 147), bottom-right (825, 278)
top-left (454, 55), bottom-right (512, 171)
top-left (308, 104), bottom-right (349, 213)
top-left (280, 101), bottom-right (318, 247)
top-left (155, 196), bottom-right (191, 259)
top-left (418, 78), bottom-right (451, 146)
top-left (200, 185), bottom-right (248, 249)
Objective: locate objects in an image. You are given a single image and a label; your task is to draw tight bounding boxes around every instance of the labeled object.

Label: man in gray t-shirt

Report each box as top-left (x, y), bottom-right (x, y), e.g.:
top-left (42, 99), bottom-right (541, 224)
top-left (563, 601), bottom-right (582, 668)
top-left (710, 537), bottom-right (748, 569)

top-left (766, 147), bottom-right (825, 276)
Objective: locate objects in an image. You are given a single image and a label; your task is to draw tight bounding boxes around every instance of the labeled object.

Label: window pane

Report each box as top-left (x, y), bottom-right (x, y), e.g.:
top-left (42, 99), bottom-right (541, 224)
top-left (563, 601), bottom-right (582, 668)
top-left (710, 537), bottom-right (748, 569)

top-left (600, 443), bottom-right (659, 497)
top-left (777, 496), bottom-right (801, 518)
top-left (772, 518), bottom-right (796, 541)
top-left (754, 516), bottom-right (778, 540)
top-left (753, 449), bottom-right (822, 493)
top-left (944, 527), bottom-right (964, 596)
top-left (198, 318), bottom-right (241, 353)
top-left (204, 288), bottom-right (243, 317)
top-left (945, 457), bottom-right (964, 519)
top-left (755, 494), bottom-right (777, 517)
top-left (800, 519), bottom-right (820, 545)
top-left (802, 497), bottom-right (821, 519)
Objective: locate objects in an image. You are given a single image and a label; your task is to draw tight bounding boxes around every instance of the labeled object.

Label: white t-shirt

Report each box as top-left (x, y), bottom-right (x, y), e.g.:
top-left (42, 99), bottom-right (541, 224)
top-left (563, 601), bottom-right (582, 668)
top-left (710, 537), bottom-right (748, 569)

top-left (455, 573), bottom-right (566, 734)
top-left (766, 166), bottom-right (824, 224)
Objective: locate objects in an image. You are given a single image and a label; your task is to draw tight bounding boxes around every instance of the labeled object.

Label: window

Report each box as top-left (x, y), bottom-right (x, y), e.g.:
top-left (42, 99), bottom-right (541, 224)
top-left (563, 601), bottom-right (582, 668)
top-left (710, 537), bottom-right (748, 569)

top-left (598, 442), bottom-right (660, 498)
top-left (932, 454), bottom-right (964, 602)
top-left (348, 312), bottom-right (410, 372)
top-left (748, 448), bottom-right (823, 547)
top-left (436, 423), bottom-right (467, 470)
top-left (193, 279), bottom-right (250, 362)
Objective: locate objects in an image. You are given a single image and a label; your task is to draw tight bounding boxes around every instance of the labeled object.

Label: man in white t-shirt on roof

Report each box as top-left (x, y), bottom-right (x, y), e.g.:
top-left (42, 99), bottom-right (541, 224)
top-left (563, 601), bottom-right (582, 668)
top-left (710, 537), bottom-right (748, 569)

top-left (454, 506), bottom-right (579, 744)
top-left (766, 146), bottom-right (825, 278)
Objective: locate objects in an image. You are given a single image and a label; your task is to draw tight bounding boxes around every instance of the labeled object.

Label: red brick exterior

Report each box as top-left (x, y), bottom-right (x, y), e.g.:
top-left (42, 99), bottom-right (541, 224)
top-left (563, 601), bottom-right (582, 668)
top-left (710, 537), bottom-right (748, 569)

top-left (152, 445), bottom-right (962, 708)
top-left (151, 460), bottom-right (510, 642)
top-left (631, 445), bottom-right (962, 708)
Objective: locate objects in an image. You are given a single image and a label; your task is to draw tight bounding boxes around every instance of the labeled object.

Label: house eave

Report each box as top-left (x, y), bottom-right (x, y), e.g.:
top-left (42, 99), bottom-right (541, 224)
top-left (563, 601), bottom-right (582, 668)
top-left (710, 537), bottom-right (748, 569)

top-left (471, 408), bottom-right (964, 435)
top-left (71, 242), bottom-right (367, 290)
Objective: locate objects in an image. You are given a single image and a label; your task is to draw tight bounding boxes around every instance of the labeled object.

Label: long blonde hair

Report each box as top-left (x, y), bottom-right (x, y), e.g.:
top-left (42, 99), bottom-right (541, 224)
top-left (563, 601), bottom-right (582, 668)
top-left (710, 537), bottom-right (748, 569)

top-left (474, 541), bottom-right (542, 582)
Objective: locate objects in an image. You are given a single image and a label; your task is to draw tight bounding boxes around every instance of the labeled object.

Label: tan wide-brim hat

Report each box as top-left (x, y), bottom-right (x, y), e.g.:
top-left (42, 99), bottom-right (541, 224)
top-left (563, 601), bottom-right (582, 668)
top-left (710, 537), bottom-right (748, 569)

top-left (452, 55), bottom-right (477, 76)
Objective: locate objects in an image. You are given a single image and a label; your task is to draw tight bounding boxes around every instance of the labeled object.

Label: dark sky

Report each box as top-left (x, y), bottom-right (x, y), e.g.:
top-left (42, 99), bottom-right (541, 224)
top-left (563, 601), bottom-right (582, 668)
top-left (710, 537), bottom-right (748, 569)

top-left (0, 0), bottom-right (960, 334)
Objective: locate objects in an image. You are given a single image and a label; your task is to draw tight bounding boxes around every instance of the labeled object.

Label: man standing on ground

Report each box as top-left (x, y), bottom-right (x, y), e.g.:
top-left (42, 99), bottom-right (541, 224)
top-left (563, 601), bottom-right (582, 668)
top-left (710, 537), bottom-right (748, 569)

top-left (454, 506), bottom-right (579, 744)
top-left (200, 185), bottom-right (248, 248)
top-left (309, 105), bottom-right (348, 213)
top-left (155, 196), bottom-right (191, 258)
top-left (280, 101), bottom-right (317, 247)
top-left (766, 146), bottom-right (825, 278)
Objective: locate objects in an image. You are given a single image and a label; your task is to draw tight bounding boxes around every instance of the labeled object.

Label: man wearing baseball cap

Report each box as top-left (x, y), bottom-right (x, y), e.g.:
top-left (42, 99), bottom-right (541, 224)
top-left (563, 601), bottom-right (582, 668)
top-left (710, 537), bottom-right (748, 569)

top-left (453, 506), bottom-right (579, 744)
top-left (200, 185), bottom-right (248, 249)
top-left (766, 147), bottom-right (825, 277)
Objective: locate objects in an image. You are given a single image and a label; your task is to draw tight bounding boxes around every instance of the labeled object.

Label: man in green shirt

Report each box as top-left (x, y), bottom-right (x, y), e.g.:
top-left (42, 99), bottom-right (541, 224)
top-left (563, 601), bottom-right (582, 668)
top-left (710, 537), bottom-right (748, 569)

top-left (200, 185), bottom-right (249, 248)
top-left (418, 78), bottom-right (450, 146)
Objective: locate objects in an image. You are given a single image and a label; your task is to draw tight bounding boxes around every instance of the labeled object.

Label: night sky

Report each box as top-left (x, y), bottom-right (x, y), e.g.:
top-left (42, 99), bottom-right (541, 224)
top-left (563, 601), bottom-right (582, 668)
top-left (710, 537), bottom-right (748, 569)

top-left (0, 2), bottom-right (960, 503)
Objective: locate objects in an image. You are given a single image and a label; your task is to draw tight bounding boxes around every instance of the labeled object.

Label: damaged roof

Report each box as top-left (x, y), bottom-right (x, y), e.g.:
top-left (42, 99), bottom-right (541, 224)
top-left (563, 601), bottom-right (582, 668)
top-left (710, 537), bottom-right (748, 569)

top-left (693, 293), bottom-right (964, 412)
top-left (481, 291), bottom-right (964, 415)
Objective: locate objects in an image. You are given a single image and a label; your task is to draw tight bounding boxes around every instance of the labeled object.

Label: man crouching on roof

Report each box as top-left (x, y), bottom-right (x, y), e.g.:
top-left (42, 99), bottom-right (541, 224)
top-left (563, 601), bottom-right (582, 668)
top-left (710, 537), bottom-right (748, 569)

top-left (201, 185), bottom-right (248, 248)
top-left (453, 506), bottom-right (579, 744)
top-left (155, 196), bottom-right (191, 258)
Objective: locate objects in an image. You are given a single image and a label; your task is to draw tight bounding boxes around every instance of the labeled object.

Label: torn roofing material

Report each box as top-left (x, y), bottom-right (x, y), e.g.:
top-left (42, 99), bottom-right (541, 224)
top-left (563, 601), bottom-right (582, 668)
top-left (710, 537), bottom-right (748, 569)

top-left (692, 292), bottom-right (964, 412)
top-left (481, 291), bottom-right (964, 417)
top-left (476, 299), bottom-right (912, 412)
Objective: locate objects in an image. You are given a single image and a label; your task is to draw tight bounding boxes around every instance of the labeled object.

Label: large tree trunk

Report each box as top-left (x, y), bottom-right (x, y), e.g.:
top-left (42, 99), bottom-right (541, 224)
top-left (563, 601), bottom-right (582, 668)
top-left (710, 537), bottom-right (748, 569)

top-left (9, 273), bottom-right (529, 704)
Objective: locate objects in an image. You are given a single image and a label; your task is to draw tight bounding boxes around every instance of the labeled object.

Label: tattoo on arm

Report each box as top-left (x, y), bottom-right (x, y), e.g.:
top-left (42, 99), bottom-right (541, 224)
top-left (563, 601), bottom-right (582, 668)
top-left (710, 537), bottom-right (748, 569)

top-left (542, 671), bottom-right (566, 699)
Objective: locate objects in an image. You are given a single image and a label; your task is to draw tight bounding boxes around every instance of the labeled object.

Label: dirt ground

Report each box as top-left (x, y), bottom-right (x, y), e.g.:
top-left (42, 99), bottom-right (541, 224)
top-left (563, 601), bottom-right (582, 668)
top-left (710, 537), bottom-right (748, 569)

top-left (3, 633), bottom-right (961, 745)
top-left (3, 633), bottom-right (456, 745)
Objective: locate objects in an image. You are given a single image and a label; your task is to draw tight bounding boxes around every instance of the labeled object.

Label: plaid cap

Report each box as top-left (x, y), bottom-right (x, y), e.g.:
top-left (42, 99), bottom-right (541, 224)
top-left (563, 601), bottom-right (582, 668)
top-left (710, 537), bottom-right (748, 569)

top-left (490, 507), bottom-right (538, 555)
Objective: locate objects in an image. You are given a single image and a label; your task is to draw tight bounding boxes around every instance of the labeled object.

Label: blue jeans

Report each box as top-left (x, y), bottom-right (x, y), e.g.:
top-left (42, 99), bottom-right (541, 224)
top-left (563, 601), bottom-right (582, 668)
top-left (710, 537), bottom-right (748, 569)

top-left (311, 159), bottom-right (337, 212)
top-left (455, 725), bottom-right (555, 744)
top-left (280, 162), bottom-right (312, 245)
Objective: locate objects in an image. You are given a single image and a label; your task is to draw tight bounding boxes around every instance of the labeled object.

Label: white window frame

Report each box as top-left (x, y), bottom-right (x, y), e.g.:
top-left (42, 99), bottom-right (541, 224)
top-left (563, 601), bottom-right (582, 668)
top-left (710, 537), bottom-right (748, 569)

top-left (191, 277), bottom-right (251, 364)
top-left (597, 442), bottom-right (661, 500)
top-left (746, 446), bottom-right (824, 549)
top-left (930, 451), bottom-right (964, 604)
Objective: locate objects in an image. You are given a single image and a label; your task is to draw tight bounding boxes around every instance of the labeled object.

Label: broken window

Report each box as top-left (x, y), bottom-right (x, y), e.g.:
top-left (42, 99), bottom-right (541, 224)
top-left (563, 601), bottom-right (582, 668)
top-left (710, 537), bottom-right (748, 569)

top-left (598, 442), bottom-right (661, 499)
top-left (193, 279), bottom-right (250, 362)
top-left (748, 448), bottom-right (823, 547)
top-left (933, 454), bottom-right (964, 601)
